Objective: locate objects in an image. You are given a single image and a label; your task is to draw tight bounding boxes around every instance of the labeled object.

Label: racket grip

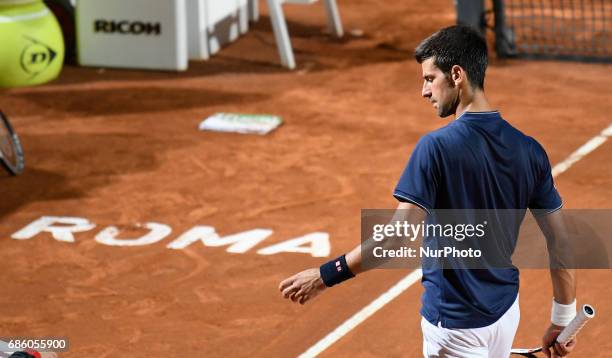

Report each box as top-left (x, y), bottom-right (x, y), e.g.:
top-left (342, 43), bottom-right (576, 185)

top-left (557, 304), bottom-right (595, 345)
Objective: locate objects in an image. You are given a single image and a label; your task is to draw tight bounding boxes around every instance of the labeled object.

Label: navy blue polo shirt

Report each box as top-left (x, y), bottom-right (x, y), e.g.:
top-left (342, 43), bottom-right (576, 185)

top-left (394, 111), bottom-right (562, 329)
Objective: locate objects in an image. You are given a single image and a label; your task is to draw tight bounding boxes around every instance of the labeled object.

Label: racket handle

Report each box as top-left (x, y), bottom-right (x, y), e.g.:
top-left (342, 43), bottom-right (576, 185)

top-left (557, 304), bottom-right (595, 345)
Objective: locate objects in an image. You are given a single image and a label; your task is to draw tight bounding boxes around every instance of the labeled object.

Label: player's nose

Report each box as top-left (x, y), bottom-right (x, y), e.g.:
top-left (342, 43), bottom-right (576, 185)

top-left (422, 82), bottom-right (431, 98)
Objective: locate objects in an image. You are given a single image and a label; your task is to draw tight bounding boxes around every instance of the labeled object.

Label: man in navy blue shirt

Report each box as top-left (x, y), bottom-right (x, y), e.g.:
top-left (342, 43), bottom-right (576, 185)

top-left (280, 25), bottom-right (577, 358)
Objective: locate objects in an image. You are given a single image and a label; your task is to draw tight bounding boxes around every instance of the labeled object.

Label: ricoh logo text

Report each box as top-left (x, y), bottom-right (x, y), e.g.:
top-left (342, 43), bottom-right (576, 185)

top-left (94, 19), bottom-right (162, 35)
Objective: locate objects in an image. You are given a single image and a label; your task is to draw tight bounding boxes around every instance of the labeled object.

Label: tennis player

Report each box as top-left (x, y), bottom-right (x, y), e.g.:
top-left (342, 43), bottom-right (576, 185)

top-left (279, 25), bottom-right (577, 358)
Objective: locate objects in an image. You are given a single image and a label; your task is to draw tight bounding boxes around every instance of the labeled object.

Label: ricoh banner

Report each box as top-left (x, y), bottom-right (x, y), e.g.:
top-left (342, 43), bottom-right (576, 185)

top-left (77, 0), bottom-right (188, 71)
top-left (361, 209), bottom-right (612, 270)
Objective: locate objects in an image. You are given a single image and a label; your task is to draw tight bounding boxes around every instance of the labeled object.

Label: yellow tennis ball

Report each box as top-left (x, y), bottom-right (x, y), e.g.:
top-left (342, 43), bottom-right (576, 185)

top-left (0, 0), bottom-right (65, 88)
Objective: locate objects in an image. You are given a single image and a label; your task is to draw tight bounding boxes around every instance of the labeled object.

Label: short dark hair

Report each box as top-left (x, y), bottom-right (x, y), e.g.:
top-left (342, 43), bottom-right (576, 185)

top-left (415, 25), bottom-right (488, 89)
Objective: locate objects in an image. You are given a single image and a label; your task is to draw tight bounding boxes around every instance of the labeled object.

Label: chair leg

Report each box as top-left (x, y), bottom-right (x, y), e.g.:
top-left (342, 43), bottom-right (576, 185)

top-left (323, 0), bottom-right (343, 37)
top-left (249, 0), bottom-right (259, 22)
top-left (239, 2), bottom-right (249, 34)
top-left (266, 0), bottom-right (296, 69)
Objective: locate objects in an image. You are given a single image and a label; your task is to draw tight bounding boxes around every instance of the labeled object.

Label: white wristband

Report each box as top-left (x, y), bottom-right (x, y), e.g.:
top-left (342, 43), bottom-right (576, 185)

top-left (551, 298), bottom-right (577, 326)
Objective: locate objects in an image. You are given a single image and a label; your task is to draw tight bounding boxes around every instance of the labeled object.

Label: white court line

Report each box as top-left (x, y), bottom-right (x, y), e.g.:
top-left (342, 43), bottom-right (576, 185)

top-left (552, 124), bottom-right (612, 177)
top-left (298, 269), bottom-right (423, 358)
top-left (298, 123), bottom-right (612, 358)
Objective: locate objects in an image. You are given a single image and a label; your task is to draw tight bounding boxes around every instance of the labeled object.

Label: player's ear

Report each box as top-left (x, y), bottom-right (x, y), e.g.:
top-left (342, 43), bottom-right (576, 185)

top-left (450, 65), bottom-right (464, 86)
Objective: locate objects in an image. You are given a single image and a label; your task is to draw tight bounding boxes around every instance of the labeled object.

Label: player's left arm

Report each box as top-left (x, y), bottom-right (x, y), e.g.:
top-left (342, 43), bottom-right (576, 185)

top-left (279, 202), bottom-right (425, 304)
top-left (535, 209), bottom-right (578, 358)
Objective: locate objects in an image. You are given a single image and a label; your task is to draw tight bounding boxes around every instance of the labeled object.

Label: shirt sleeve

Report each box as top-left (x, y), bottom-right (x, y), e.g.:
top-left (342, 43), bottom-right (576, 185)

top-left (393, 134), bottom-right (440, 214)
top-left (528, 141), bottom-right (562, 213)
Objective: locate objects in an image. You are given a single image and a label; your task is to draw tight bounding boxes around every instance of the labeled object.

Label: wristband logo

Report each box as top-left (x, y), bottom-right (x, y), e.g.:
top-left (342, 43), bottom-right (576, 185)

top-left (19, 36), bottom-right (58, 79)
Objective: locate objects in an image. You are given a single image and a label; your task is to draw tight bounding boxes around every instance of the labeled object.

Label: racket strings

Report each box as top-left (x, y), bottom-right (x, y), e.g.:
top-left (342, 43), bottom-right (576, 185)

top-left (0, 130), bottom-right (17, 164)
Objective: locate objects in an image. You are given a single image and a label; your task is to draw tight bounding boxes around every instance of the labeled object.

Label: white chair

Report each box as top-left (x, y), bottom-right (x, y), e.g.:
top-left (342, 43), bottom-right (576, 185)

top-left (187, 0), bottom-right (249, 60)
top-left (266, 0), bottom-right (343, 69)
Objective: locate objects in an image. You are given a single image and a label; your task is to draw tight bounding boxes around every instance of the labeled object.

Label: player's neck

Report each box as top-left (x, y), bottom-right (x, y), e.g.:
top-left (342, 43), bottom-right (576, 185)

top-left (455, 88), bottom-right (493, 118)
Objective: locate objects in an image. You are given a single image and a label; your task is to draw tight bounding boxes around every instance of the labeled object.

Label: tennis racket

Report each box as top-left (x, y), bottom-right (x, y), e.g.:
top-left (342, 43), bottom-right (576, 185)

top-left (511, 304), bottom-right (595, 357)
top-left (0, 111), bottom-right (25, 176)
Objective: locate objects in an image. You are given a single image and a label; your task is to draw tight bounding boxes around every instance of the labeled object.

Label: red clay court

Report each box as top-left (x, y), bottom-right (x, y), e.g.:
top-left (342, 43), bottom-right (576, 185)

top-left (0, 0), bottom-right (610, 357)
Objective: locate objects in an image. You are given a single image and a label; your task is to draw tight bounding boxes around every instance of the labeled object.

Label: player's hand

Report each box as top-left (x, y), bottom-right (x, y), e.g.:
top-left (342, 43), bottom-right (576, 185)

top-left (542, 323), bottom-right (577, 357)
top-left (41, 353), bottom-right (58, 358)
top-left (279, 268), bottom-right (326, 305)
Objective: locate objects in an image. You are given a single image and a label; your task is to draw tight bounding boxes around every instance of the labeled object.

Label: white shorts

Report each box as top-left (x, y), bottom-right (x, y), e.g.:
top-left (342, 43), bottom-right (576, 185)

top-left (421, 295), bottom-right (520, 358)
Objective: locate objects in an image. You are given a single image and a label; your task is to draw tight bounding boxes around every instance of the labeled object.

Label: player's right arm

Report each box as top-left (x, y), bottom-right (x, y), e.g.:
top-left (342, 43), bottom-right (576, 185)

top-left (534, 209), bottom-right (578, 358)
top-left (278, 202), bottom-right (425, 305)
top-left (345, 202), bottom-right (425, 275)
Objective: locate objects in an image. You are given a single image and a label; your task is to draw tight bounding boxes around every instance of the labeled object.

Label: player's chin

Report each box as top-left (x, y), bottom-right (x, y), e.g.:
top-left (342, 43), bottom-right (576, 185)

top-left (437, 107), bottom-right (454, 118)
